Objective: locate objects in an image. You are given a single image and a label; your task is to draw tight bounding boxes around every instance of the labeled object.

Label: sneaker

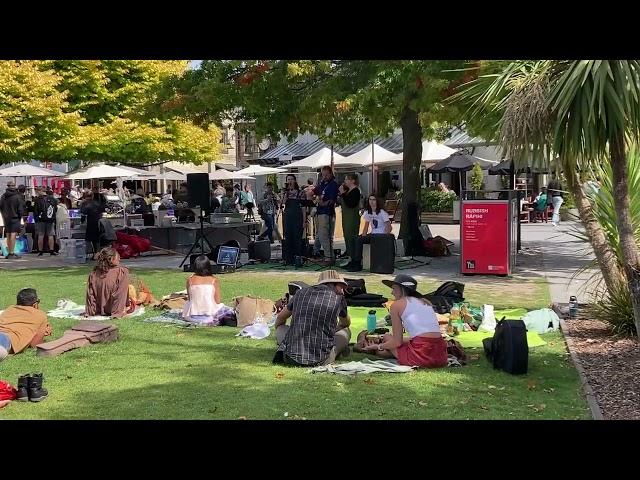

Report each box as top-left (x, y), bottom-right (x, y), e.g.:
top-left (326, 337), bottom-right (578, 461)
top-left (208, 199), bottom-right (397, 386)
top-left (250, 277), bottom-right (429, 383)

top-left (0, 346), bottom-right (8, 361)
top-left (552, 222), bottom-right (557, 227)
top-left (50, 252), bottom-right (59, 256)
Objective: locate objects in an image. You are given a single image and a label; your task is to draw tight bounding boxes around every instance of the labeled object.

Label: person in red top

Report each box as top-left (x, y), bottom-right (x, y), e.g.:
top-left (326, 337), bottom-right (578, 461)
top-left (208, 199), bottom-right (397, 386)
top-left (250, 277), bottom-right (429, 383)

top-left (0, 288), bottom-right (52, 361)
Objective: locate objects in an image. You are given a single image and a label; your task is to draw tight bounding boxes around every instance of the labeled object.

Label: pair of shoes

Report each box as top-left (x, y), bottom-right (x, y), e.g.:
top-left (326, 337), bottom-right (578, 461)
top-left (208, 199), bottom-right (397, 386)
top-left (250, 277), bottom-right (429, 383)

top-left (5, 253), bottom-right (21, 259)
top-left (16, 373), bottom-right (48, 402)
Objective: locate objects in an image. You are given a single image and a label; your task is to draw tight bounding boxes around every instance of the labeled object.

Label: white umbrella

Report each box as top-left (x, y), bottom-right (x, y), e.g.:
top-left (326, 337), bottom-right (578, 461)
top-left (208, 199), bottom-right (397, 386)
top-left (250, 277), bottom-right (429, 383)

top-left (285, 147), bottom-right (348, 169)
top-left (0, 163), bottom-right (65, 177)
top-left (208, 169), bottom-right (255, 181)
top-left (133, 171), bottom-right (186, 181)
top-left (64, 163), bottom-right (149, 180)
top-left (236, 165), bottom-right (285, 176)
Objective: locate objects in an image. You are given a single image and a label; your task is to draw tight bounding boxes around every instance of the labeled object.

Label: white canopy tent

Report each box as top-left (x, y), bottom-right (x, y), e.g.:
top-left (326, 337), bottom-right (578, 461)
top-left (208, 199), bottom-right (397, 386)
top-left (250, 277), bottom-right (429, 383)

top-left (208, 169), bottom-right (255, 181)
top-left (236, 165), bottom-right (285, 176)
top-left (376, 140), bottom-right (458, 166)
top-left (284, 147), bottom-right (348, 170)
top-left (342, 144), bottom-right (396, 167)
top-left (64, 163), bottom-right (152, 180)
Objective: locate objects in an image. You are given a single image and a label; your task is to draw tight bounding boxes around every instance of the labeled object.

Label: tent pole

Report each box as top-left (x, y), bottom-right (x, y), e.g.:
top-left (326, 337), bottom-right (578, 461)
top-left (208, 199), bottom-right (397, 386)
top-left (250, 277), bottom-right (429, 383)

top-left (371, 138), bottom-right (375, 194)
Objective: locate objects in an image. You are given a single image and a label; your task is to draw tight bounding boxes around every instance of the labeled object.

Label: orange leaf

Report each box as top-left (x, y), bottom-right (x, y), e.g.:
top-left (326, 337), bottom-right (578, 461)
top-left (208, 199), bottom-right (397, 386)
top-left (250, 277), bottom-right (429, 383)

top-left (364, 378), bottom-right (375, 385)
top-left (275, 372), bottom-right (284, 379)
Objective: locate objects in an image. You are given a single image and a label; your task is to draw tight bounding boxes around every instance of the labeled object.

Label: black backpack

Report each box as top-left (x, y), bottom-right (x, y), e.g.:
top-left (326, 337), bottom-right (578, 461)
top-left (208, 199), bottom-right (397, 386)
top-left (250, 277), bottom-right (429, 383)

top-left (423, 281), bottom-right (465, 314)
top-left (38, 196), bottom-right (57, 222)
top-left (482, 318), bottom-right (529, 375)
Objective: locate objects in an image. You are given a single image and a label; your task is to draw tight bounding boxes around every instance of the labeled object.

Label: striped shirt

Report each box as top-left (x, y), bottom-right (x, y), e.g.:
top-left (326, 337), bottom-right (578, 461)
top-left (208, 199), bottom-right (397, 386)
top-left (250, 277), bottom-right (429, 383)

top-left (279, 284), bottom-right (348, 366)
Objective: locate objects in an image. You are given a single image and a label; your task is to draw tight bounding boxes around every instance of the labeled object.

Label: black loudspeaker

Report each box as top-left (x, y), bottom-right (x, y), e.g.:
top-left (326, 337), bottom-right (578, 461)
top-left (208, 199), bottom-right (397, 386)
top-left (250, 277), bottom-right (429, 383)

top-left (370, 234), bottom-right (396, 274)
top-left (249, 239), bottom-right (271, 262)
top-left (187, 173), bottom-right (210, 212)
top-left (405, 202), bottom-right (427, 256)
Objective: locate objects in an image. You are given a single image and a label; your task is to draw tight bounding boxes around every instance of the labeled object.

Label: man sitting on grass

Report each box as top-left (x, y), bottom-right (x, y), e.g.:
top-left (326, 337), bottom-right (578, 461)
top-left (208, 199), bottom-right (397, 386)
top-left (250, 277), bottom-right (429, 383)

top-left (0, 288), bottom-right (52, 361)
top-left (273, 269), bottom-right (351, 367)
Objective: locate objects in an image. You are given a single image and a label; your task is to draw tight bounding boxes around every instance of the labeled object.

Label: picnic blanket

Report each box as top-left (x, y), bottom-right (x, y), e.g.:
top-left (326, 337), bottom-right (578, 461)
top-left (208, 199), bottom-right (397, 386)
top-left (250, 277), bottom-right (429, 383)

top-left (452, 330), bottom-right (546, 349)
top-left (143, 310), bottom-right (195, 327)
top-left (47, 299), bottom-right (145, 320)
top-left (309, 358), bottom-right (414, 375)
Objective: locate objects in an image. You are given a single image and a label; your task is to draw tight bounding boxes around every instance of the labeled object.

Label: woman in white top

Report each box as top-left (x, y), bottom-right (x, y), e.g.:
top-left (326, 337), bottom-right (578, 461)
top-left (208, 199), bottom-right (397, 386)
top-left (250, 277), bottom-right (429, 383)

top-left (344, 195), bottom-right (392, 272)
top-left (182, 255), bottom-right (233, 325)
top-left (360, 274), bottom-right (448, 368)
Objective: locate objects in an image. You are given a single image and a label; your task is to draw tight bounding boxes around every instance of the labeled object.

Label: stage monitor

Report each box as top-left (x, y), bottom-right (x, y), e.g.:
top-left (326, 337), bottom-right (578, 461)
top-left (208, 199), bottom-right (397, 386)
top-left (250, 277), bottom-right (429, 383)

top-left (216, 245), bottom-right (239, 266)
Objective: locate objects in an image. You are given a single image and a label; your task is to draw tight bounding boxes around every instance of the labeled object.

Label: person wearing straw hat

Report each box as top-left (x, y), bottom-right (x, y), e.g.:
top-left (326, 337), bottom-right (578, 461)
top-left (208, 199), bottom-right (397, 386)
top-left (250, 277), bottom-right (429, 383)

top-left (357, 274), bottom-right (447, 368)
top-left (273, 269), bottom-right (351, 367)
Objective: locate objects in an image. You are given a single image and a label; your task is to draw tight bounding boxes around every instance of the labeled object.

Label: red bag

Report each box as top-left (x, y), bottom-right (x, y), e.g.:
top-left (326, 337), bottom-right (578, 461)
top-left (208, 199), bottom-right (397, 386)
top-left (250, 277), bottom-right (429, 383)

top-left (0, 380), bottom-right (17, 401)
top-left (113, 242), bottom-right (134, 259)
top-left (128, 235), bottom-right (151, 254)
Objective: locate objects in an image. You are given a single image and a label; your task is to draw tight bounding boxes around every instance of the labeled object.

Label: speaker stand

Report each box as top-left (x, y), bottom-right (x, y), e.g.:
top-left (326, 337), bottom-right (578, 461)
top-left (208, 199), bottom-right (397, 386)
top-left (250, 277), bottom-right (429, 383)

top-left (179, 212), bottom-right (216, 268)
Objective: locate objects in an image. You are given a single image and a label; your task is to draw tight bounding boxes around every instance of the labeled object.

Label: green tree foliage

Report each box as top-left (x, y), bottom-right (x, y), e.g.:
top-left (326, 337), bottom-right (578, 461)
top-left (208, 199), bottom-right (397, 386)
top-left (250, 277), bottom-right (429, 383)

top-left (158, 60), bottom-right (470, 239)
top-left (0, 60), bottom-right (222, 164)
top-left (469, 163), bottom-right (483, 191)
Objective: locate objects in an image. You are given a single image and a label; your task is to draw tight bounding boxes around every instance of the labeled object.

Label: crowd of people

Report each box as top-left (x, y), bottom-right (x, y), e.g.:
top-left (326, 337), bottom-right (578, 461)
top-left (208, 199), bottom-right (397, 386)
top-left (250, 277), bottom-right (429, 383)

top-left (0, 243), bottom-right (448, 370)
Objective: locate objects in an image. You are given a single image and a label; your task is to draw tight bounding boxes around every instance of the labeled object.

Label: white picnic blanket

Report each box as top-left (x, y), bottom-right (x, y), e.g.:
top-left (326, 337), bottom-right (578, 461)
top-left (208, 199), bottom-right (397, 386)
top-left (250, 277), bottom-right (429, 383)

top-left (309, 358), bottom-right (415, 375)
top-left (236, 323), bottom-right (271, 340)
top-left (47, 299), bottom-right (145, 321)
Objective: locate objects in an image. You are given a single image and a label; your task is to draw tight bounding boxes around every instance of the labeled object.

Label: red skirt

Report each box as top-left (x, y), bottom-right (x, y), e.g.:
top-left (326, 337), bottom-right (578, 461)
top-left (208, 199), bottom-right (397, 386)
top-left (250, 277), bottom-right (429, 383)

top-left (397, 336), bottom-right (448, 368)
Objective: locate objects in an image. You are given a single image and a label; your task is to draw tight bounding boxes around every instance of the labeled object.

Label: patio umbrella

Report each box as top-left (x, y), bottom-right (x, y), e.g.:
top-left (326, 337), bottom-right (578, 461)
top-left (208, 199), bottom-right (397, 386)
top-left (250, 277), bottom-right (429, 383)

top-left (65, 163), bottom-right (151, 180)
top-left (236, 165), bottom-right (285, 176)
top-left (0, 163), bottom-right (65, 177)
top-left (285, 147), bottom-right (347, 169)
top-left (428, 152), bottom-right (496, 193)
top-left (488, 159), bottom-right (551, 175)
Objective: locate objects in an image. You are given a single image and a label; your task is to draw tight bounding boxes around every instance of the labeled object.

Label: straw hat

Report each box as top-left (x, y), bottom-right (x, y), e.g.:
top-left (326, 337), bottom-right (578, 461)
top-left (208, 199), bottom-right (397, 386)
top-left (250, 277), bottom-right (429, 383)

top-left (317, 269), bottom-right (348, 286)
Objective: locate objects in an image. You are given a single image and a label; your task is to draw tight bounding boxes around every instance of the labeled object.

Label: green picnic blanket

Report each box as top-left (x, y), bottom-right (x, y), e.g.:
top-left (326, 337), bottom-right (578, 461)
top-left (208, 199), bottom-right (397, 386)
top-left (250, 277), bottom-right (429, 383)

top-left (347, 306), bottom-right (547, 348)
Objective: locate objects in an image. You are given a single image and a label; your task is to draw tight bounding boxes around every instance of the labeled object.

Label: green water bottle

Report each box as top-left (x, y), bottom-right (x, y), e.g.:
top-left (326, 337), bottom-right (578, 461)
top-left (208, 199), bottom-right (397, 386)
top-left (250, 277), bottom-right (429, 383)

top-left (367, 310), bottom-right (377, 333)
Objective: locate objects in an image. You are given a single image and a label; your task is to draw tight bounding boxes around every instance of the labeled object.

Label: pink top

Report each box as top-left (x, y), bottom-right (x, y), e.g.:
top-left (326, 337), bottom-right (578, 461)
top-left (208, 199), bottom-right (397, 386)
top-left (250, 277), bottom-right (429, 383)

top-left (183, 277), bottom-right (223, 319)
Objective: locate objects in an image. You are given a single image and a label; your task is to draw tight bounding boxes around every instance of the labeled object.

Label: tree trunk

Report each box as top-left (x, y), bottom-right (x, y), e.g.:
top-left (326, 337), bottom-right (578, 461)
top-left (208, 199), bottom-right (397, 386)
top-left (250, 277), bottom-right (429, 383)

top-left (564, 165), bottom-right (625, 293)
top-left (609, 134), bottom-right (640, 335)
top-left (399, 105), bottom-right (423, 250)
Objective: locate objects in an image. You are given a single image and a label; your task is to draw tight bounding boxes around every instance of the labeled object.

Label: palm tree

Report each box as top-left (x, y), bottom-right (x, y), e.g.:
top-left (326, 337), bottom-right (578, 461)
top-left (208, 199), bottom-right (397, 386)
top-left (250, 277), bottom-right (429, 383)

top-left (454, 60), bottom-right (640, 334)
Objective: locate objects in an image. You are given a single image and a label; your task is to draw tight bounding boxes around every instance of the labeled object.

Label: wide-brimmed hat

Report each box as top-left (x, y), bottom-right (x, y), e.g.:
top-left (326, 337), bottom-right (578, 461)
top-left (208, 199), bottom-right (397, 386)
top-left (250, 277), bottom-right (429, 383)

top-left (382, 274), bottom-right (422, 297)
top-left (318, 269), bottom-right (348, 286)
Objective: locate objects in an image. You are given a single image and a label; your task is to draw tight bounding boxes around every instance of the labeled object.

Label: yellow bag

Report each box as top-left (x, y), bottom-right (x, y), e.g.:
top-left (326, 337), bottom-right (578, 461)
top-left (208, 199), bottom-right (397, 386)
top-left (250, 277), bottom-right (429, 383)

top-left (233, 295), bottom-right (275, 327)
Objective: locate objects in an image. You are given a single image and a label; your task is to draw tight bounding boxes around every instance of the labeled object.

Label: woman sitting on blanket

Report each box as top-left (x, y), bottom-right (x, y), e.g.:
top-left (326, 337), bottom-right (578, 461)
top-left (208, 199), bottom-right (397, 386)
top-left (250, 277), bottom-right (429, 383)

top-left (85, 247), bottom-right (133, 318)
top-left (357, 274), bottom-right (448, 368)
top-left (182, 255), bottom-right (234, 325)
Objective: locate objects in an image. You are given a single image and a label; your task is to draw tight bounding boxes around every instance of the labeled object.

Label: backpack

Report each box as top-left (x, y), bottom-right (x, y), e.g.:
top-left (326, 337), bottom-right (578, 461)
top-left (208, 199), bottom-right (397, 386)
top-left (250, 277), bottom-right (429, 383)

top-left (38, 196), bottom-right (57, 222)
top-left (423, 281), bottom-right (465, 314)
top-left (423, 237), bottom-right (450, 257)
top-left (482, 318), bottom-right (529, 375)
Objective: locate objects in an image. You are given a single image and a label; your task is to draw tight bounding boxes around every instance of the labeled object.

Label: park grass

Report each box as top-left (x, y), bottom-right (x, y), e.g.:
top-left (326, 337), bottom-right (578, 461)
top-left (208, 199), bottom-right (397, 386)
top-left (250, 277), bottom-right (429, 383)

top-left (0, 267), bottom-right (588, 420)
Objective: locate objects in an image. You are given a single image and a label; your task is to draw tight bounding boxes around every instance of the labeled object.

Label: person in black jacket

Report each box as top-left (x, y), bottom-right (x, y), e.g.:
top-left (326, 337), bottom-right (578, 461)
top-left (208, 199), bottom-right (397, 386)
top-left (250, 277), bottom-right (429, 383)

top-left (80, 192), bottom-right (105, 258)
top-left (33, 188), bottom-right (59, 256)
top-left (0, 181), bottom-right (26, 259)
top-left (338, 174), bottom-right (361, 260)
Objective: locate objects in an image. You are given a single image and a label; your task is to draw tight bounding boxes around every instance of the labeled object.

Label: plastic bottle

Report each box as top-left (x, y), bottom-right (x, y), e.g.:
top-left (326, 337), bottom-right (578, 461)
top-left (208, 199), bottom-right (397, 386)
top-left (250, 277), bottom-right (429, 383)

top-left (367, 310), bottom-right (377, 333)
top-left (569, 296), bottom-right (578, 318)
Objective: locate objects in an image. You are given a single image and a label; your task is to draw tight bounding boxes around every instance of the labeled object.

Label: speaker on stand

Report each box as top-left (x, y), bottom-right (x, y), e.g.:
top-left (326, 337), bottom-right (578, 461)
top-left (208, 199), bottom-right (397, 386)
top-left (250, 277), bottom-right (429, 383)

top-left (180, 173), bottom-right (216, 268)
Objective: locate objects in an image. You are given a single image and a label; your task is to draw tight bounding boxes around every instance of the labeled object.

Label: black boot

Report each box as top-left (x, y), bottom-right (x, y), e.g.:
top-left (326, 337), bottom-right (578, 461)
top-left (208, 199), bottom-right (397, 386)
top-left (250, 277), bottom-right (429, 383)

top-left (17, 374), bottom-right (30, 402)
top-left (28, 373), bottom-right (48, 402)
top-left (345, 262), bottom-right (363, 272)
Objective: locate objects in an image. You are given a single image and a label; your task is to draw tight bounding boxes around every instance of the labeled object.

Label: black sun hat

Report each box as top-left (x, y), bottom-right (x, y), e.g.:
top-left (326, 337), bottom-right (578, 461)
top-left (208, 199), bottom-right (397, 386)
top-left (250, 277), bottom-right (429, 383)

top-left (382, 274), bottom-right (423, 297)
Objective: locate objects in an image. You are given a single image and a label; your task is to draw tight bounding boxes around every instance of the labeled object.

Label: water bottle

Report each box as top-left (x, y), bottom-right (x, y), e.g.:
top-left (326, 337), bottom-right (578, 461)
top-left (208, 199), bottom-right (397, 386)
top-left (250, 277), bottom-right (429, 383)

top-left (367, 310), bottom-right (377, 333)
top-left (569, 296), bottom-right (578, 318)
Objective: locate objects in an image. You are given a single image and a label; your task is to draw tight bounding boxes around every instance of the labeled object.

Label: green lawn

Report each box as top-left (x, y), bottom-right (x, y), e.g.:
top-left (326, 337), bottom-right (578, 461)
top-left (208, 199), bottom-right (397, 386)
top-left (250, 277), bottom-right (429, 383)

top-left (0, 267), bottom-right (589, 419)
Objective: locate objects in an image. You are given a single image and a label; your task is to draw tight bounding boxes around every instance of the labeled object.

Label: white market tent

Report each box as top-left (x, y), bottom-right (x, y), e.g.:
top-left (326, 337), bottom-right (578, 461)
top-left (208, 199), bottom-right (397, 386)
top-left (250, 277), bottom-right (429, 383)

top-left (0, 163), bottom-right (65, 177)
top-left (285, 147), bottom-right (348, 169)
top-left (377, 140), bottom-right (459, 166)
top-left (342, 144), bottom-right (396, 167)
top-left (236, 165), bottom-right (285, 176)
top-left (208, 169), bottom-right (255, 181)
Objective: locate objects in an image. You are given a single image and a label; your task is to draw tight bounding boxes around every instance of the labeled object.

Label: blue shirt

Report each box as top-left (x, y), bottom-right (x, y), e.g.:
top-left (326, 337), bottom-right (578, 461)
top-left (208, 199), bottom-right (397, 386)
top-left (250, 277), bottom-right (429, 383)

top-left (314, 179), bottom-right (339, 216)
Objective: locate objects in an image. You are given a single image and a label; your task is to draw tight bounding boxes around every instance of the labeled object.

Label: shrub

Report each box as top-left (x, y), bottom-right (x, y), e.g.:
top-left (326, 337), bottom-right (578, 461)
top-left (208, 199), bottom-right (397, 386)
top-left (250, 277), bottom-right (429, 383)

top-left (588, 283), bottom-right (636, 336)
top-left (421, 188), bottom-right (457, 212)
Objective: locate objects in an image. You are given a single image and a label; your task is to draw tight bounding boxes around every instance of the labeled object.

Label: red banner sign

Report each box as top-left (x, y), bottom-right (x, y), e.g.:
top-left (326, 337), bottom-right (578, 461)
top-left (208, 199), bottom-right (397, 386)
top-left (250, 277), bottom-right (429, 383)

top-left (461, 201), bottom-right (509, 275)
